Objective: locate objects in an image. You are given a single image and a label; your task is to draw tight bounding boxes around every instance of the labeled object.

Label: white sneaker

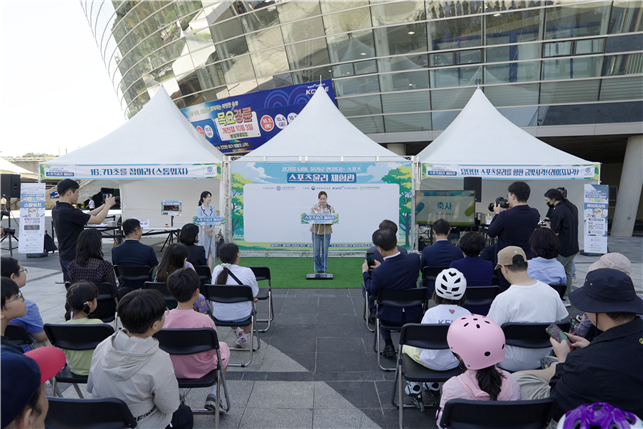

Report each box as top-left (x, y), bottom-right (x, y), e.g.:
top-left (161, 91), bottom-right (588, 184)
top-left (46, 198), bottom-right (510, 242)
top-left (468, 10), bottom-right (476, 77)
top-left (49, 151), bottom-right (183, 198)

top-left (563, 299), bottom-right (572, 307)
top-left (235, 336), bottom-right (247, 348)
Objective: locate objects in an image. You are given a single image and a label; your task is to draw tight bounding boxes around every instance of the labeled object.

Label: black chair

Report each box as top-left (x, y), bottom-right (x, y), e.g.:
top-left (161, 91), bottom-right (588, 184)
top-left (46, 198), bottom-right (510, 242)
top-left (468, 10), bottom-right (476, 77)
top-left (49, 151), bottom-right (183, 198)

top-left (439, 398), bottom-right (555, 429)
top-left (5, 323), bottom-right (34, 350)
top-left (45, 397), bottom-right (137, 429)
top-left (143, 281), bottom-right (177, 308)
top-left (549, 284), bottom-right (567, 300)
top-left (65, 281), bottom-right (118, 323)
top-left (364, 290), bottom-right (375, 333)
top-left (491, 274), bottom-right (500, 286)
top-left (249, 266), bottom-right (274, 333)
top-left (154, 328), bottom-right (230, 426)
top-left (422, 266), bottom-right (449, 296)
top-left (462, 285), bottom-right (499, 316)
top-left (374, 288), bottom-right (429, 371)
top-left (204, 284), bottom-right (259, 367)
top-left (395, 324), bottom-right (463, 427)
top-left (113, 265), bottom-right (152, 288)
top-left (44, 323), bottom-right (115, 398)
top-left (194, 265), bottom-right (212, 293)
top-left (501, 322), bottom-right (572, 370)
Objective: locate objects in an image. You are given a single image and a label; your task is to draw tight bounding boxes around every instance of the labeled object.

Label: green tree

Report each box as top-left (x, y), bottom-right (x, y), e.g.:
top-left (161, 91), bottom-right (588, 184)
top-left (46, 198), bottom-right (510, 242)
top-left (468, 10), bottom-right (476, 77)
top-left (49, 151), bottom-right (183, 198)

top-left (381, 165), bottom-right (413, 247)
top-left (231, 173), bottom-right (252, 236)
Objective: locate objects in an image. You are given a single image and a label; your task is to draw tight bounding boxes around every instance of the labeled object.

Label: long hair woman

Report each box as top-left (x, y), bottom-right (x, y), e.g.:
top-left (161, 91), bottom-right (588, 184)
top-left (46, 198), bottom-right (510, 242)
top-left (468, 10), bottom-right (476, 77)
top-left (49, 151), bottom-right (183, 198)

top-left (196, 191), bottom-right (216, 267)
top-left (67, 229), bottom-right (117, 297)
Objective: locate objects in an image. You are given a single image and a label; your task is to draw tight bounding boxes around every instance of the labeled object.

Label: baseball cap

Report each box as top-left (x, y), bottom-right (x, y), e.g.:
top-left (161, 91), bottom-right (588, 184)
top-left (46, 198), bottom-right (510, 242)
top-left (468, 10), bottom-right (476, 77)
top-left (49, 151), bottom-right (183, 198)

top-left (588, 253), bottom-right (632, 278)
top-left (1, 346), bottom-right (66, 427)
top-left (569, 268), bottom-right (643, 314)
top-left (495, 246), bottom-right (527, 270)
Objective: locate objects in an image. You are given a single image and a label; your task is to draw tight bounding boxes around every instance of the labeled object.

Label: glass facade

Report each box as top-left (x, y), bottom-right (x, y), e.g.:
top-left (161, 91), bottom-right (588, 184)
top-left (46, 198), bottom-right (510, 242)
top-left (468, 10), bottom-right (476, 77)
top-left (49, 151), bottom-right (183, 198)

top-left (84, 0), bottom-right (642, 142)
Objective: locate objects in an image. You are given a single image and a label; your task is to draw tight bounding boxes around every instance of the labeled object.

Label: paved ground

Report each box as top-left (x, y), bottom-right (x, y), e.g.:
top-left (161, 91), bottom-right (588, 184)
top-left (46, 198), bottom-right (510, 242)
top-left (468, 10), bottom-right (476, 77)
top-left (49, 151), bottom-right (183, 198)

top-left (2, 232), bottom-right (641, 429)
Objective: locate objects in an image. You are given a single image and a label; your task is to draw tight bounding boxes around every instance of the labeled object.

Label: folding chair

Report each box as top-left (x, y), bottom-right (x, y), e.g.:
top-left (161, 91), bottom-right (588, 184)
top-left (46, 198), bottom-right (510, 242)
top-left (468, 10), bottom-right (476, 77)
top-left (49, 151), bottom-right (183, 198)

top-left (501, 322), bottom-right (572, 370)
top-left (549, 284), bottom-right (567, 300)
top-left (462, 285), bottom-right (499, 316)
top-left (65, 281), bottom-right (118, 323)
top-left (374, 288), bottom-right (429, 371)
top-left (113, 265), bottom-right (152, 290)
top-left (439, 398), bottom-right (555, 429)
top-left (45, 397), bottom-right (137, 429)
top-left (143, 281), bottom-right (177, 308)
top-left (421, 266), bottom-right (449, 296)
top-left (204, 284), bottom-right (259, 367)
top-left (395, 323), bottom-right (463, 427)
top-left (155, 328), bottom-right (230, 427)
top-left (249, 266), bottom-right (274, 332)
top-left (44, 323), bottom-right (115, 398)
top-left (364, 290), bottom-right (375, 332)
top-left (194, 265), bottom-right (212, 293)
top-left (5, 323), bottom-right (35, 350)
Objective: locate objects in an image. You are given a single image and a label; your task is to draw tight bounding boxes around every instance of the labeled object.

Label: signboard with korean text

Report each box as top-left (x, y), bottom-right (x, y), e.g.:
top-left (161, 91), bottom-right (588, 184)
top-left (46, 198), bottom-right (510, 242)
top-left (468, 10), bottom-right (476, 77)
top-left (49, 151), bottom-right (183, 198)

top-left (181, 80), bottom-right (334, 153)
top-left (18, 183), bottom-right (46, 254)
top-left (231, 161), bottom-right (412, 251)
top-left (161, 200), bottom-right (182, 216)
top-left (423, 163), bottom-right (600, 180)
top-left (415, 191), bottom-right (476, 226)
top-left (583, 184), bottom-right (608, 254)
top-left (40, 163), bottom-right (220, 180)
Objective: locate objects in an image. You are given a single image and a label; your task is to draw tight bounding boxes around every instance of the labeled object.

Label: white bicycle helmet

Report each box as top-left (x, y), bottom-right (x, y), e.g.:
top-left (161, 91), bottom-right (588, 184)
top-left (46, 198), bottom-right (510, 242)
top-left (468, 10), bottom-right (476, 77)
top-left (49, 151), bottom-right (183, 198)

top-left (557, 403), bottom-right (643, 429)
top-left (435, 268), bottom-right (467, 300)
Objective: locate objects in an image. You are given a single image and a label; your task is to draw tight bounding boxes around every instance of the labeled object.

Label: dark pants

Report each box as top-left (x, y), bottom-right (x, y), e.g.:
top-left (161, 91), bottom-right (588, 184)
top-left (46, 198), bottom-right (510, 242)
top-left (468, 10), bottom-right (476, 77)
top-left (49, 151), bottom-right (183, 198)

top-left (166, 404), bottom-right (193, 429)
top-left (380, 313), bottom-right (411, 342)
top-left (59, 258), bottom-right (71, 282)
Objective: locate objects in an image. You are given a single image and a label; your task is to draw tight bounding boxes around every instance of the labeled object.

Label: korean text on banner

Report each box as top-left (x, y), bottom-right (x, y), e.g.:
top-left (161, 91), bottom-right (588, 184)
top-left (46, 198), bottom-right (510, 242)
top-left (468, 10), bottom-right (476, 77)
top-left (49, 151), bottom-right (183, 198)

top-left (18, 183), bottom-right (46, 254)
top-left (583, 184), bottom-right (608, 254)
top-left (423, 164), bottom-right (599, 180)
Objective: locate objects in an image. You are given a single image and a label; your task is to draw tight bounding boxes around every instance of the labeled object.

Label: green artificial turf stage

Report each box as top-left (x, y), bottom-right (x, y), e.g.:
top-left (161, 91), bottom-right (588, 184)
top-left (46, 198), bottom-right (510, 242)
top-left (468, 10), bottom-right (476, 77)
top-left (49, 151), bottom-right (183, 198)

top-left (238, 257), bottom-right (364, 289)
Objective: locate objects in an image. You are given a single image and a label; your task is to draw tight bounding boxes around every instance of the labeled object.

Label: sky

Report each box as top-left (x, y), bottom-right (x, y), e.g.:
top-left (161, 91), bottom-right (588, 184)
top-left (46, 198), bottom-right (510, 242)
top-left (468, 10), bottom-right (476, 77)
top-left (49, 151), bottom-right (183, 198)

top-left (0, 1), bottom-right (126, 157)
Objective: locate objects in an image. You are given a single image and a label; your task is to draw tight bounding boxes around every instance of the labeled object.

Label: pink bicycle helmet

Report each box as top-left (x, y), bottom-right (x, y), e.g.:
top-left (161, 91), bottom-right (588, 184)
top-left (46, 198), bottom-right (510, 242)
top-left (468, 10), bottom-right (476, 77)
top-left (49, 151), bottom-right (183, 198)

top-left (558, 403), bottom-right (643, 429)
top-left (447, 314), bottom-right (505, 370)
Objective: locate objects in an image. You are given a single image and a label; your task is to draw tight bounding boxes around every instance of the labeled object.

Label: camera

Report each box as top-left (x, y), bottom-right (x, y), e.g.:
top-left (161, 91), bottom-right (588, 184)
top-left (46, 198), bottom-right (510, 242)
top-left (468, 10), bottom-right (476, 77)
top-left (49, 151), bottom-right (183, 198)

top-left (488, 197), bottom-right (509, 212)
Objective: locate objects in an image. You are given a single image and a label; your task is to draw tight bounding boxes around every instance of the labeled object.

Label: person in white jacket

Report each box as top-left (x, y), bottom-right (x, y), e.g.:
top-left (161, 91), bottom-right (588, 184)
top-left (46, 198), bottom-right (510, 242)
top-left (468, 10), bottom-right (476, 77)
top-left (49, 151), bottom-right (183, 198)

top-left (88, 289), bottom-right (193, 429)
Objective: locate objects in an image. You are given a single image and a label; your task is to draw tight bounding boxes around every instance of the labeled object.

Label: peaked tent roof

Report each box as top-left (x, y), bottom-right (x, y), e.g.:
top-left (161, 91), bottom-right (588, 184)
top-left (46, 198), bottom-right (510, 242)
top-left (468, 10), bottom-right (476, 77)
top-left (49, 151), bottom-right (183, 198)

top-left (417, 88), bottom-right (593, 165)
top-left (0, 158), bottom-right (37, 180)
top-left (45, 86), bottom-right (223, 166)
top-left (243, 85), bottom-right (403, 160)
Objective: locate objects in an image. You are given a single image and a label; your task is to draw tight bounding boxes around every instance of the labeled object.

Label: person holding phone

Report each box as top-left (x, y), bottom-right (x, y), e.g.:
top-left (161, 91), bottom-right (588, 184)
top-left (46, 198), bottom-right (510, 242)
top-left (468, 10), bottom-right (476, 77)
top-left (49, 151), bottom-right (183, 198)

top-left (513, 268), bottom-right (643, 424)
top-left (310, 191), bottom-right (335, 273)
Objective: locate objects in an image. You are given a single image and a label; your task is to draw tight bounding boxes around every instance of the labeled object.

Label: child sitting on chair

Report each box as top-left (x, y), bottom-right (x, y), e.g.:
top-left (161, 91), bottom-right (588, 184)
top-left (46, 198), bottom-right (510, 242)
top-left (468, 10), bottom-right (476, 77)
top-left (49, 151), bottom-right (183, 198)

top-left (437, 314), bottom-right (521, 426)
top-left (164, 268), bottom-right (230, 413)
top-left (402, 268), bottom-right (470, 404)
top-left (88, 289), bottom-right (193, 429)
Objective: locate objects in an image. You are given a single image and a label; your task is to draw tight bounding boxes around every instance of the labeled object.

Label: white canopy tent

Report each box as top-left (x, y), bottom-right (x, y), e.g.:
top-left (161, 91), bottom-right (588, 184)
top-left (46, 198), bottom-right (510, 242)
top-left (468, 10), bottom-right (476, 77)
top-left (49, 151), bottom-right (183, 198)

top-left (40, 87), bottom-right (225, 228)
top-left (417, 87), bottom-right (599, 249)
top-left (1, 158), bottom-right (37, 181)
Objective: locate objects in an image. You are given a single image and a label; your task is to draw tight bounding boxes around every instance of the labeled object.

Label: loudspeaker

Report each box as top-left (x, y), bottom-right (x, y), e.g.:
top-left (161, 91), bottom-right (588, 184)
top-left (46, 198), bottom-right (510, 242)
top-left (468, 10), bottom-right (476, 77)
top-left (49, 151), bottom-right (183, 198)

top-left (464, 177), bottom-right (482, 202)
top-left (1, 174), bottom-right (20, 199)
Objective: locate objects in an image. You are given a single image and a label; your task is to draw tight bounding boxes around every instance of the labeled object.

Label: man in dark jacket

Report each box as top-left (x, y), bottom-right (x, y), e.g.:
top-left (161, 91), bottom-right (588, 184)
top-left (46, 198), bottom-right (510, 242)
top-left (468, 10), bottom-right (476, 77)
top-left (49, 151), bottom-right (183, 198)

top-left (111, 218), bottom-right (158, 298)
top-left (545, 188), bottom-right (579, 299)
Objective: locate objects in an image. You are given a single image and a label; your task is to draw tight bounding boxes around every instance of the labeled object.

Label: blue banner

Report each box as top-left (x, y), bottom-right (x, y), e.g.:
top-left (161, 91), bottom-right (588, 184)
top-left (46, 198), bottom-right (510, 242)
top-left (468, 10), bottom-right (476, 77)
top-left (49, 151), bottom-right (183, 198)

top-left (181, 80), bottom-right (335, 153)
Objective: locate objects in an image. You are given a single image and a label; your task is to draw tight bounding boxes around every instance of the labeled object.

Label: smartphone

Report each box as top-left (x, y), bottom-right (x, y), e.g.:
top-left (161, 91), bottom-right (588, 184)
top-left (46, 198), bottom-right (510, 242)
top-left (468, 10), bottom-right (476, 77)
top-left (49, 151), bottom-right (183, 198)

top-left (366, 252), bottom-right (375, 268)
top-left (546, 323), bottom-right (570, 347)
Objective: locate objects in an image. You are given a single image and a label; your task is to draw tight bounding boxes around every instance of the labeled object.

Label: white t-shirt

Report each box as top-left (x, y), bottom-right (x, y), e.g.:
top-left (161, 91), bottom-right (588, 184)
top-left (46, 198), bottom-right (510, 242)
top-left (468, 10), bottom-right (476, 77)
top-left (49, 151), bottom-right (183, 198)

top-left (419, 305), bottom-right (470, 370)
top-left (487, 280), bottom-right (569, 371)
top-left (210, 264), bottom-right (259, 322)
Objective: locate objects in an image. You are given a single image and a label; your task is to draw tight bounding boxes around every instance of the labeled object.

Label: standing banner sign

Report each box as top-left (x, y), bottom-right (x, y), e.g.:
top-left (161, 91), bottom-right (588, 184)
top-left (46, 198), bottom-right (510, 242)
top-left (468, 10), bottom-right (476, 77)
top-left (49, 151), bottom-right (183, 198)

top-left (583, 184), bottom-right (608, 254)
top-left (18, 183), bottom-right (46, 254)
top-left (231, 161), bottom-right (412, 251)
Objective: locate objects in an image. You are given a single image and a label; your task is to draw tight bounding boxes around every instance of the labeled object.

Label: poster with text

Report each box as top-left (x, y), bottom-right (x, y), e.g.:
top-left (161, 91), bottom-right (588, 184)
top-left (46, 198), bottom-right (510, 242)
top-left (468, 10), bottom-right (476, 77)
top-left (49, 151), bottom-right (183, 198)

top-left (231, 162), bottom-right (412, 251)
top-left (583, 184), bottom-right (608, 254)
top-left (18, 183), bottom-right (46, 254)
top-left (181, 80), bottom-right (334, 153)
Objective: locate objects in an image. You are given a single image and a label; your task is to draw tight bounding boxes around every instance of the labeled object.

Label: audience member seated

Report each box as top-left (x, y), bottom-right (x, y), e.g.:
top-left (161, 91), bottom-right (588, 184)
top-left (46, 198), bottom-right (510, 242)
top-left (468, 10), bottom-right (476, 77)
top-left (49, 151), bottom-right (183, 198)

top-left (210, 243), bottom-right (259, 349)
top-left (1, 346), bottom-right (66, 429)
top-left (362, 228), bottom-right (421, 358)
top-left (1, 258), bottom-right (49, 351)
top-left (513, 269), bottom-right (643, 423)
top-left (437, 314), bottom-right (521, 426)
top-left (88, 289), bottom-right (194, 429)
top-left (179, 223), bottom-right (207, 267)
top-left (153, 244), bottom-right (207, 313)
top-left (421, 219), bottom-right (463, 270)
top-left (164, 269), bottom-right (230, 413)
top-left (450, 232), bottom-right (493, 286)
top-left (402, 268), bottom-right (470, 404)
top-left (67, 230), bottom-right (118, 298)
top-left (111, 218), bottom-right (159, 299)
top-left (60, 282), bottom-right (107, 376)
top-left (487, 247), bottom-right (568, 372)
top-left (363, 219), bottom-right (408, 322)
top-left (527, 228), bottom-right (566, 286)
top-left (1, 278), bottom-right (28, 353)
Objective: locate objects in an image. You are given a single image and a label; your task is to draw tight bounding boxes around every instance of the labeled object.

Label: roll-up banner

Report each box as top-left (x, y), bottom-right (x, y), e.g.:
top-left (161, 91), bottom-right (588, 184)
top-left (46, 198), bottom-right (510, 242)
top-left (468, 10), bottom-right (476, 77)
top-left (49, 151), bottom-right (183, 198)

top-left (18, 183), bottom-right (46, 254)
top-left (583, 184), bottom-right (608, 254)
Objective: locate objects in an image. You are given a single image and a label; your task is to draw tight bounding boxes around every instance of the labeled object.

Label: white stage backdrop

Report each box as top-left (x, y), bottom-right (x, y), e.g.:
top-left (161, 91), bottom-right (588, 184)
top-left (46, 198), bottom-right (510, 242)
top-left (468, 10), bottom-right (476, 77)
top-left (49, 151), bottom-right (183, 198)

top-left (243, 183), bottom-right (400, 244)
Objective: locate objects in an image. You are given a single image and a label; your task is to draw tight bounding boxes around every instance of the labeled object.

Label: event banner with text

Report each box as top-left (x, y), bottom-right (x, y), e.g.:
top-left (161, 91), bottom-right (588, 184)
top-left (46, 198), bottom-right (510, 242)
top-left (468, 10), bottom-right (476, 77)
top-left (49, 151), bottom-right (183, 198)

top-left (40, 163), bottom-right (220, 180)
top-left (18, 183), bottom-right (46, 254)
top-left (583, 184), bottom-right (608, 254)
top-left (181, 80), bottom-right (334, 153)
top-left (423, 163), bottom-right (600, 180)
top-left (231, 161), bottom-right (413, 251)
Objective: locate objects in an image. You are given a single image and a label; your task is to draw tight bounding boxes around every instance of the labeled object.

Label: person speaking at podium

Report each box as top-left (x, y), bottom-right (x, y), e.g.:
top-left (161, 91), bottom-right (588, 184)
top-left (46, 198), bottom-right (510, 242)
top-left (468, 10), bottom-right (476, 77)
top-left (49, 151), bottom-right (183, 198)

top-left (310, 191), bottom-right (334, 273)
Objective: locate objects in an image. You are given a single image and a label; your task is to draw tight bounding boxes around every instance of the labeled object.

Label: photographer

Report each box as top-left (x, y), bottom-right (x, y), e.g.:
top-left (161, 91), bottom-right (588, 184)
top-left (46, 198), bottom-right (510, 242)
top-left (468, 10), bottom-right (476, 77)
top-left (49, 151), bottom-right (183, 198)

top-left (487, 181), bottom-right (540, 290)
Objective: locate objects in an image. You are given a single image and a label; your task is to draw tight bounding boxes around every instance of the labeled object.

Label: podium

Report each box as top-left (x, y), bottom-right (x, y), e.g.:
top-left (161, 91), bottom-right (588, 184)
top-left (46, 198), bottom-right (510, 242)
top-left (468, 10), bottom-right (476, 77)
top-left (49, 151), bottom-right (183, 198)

top-left (302, 212), bottom-right (338, 280)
